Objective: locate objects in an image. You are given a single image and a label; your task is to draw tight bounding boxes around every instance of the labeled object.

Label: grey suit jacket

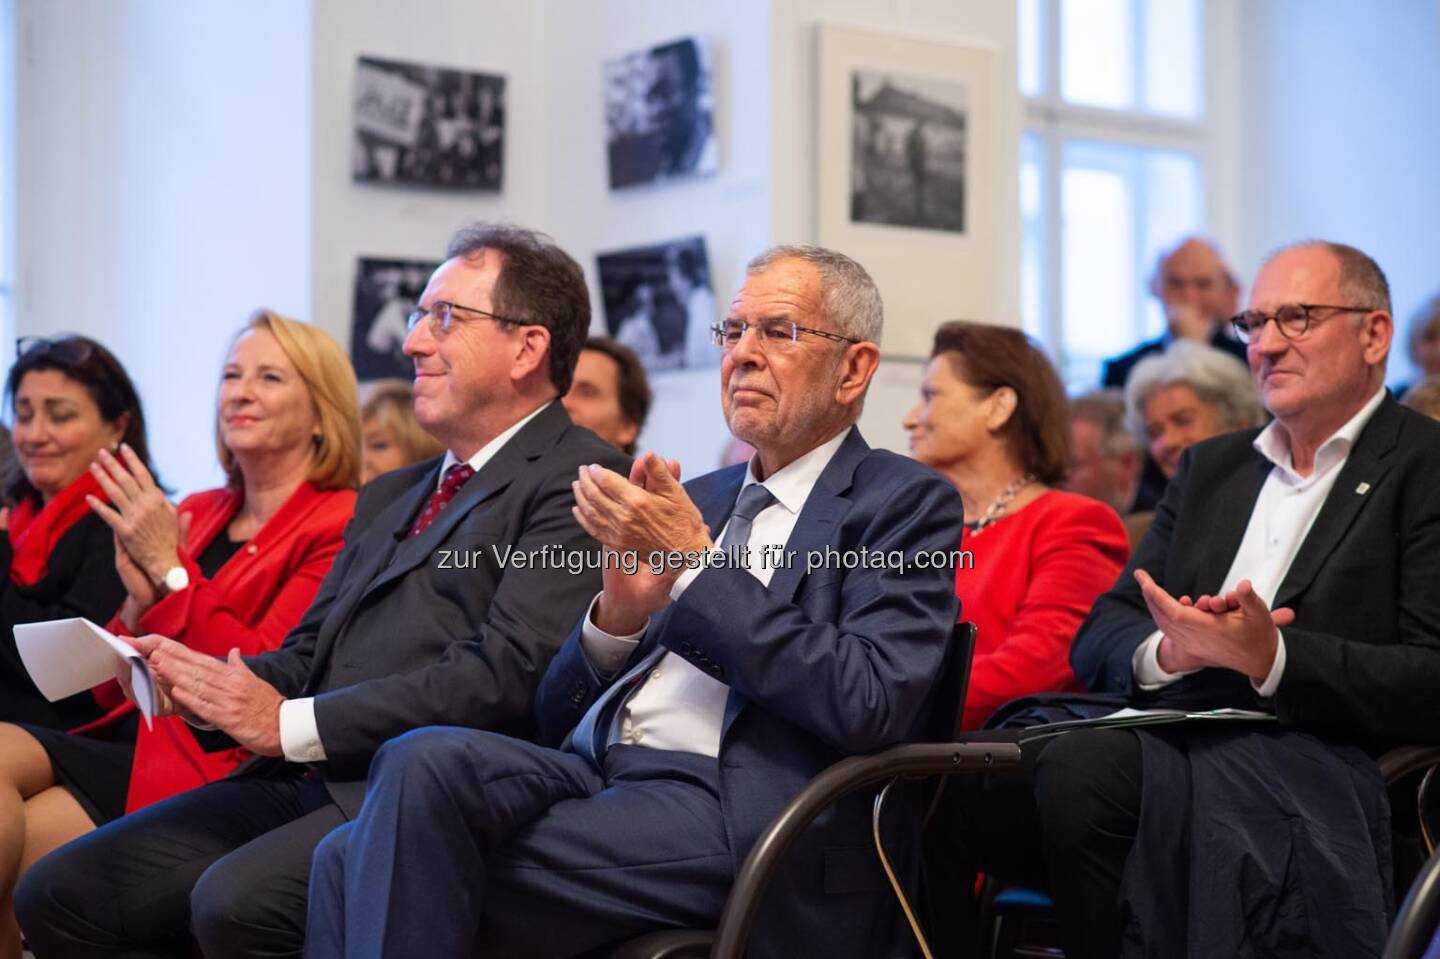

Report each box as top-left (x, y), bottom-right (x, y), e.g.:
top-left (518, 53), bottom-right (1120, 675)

top-left (245, 402), bottom-right (630, 813)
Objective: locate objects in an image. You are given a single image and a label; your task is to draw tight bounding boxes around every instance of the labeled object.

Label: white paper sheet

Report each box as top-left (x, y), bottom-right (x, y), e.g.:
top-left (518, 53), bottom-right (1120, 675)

top-left (14, 617), bottom-right (156, 729)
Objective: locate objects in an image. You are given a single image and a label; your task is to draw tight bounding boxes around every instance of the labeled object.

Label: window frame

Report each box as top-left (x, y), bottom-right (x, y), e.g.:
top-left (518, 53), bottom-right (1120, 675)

top-left (1022, 0), bottom-right (1223, 387)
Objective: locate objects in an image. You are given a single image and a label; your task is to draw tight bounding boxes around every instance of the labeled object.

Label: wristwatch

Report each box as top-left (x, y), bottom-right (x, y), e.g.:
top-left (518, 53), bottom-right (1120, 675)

top-left (161, 564), bottom-right (190, 596)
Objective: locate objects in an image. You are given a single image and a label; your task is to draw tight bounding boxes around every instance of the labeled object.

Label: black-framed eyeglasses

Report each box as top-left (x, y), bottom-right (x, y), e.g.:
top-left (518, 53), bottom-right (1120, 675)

top-left (710, 318), bottom-right (861, 353)
top-left (15, 335), bottom-right (95, 364)
top-left (1230, 303), bottom-right (1375, 343)
top-left (406, 300), bottom-right (525, 336)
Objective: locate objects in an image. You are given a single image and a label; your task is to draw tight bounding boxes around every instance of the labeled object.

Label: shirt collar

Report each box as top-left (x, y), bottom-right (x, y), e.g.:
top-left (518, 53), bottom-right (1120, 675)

top-left (439, 400), bottom-right (553, 486)
top-left (739, 426), bottom-right (852, 515)
top-left (1252, 386), bottom-right (1387, 482)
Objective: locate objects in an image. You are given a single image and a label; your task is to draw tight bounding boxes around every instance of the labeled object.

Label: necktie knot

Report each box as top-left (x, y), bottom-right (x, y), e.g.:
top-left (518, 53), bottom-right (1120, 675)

top-left (732, 484), bottom-right (775, 523)
top-left (719, 484), bottom-right (775, 551)
top-left (409, 462), bottom-right (476, 537)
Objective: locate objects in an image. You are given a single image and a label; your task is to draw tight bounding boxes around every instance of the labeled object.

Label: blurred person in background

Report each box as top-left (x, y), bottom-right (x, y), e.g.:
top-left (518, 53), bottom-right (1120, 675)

top-left (561, 336), bottom-right (651, 455)
top-left (904, 321), bottom-right (1129, 730)
top-left (360, 379), bottom-right (443, 483)
top-left (0, 336), bottom-right (152, 729)
top-left (0, 311), bottom-right (360, 959)
top-left (1401, 376), bottom-right (1440, 421)
top-left (1066, 389), bottom-right (1141, 515)
top-left (1399, 292), bottom-right (1440, 397)
top-left (1101, 237), bottom-right (1247, 388)
top-left (1125, 340), bottom-right (1264, 482)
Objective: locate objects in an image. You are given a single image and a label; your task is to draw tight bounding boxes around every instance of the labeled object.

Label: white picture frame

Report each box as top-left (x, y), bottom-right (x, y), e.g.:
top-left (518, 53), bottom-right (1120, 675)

top-left (817, 23), bottom-right (1002, 358)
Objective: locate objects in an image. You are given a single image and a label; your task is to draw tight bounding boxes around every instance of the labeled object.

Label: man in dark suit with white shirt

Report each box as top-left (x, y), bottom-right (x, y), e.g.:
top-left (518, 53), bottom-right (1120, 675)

top-left (301, 245), bottom-right (966, 958)
top-left (16, 224), bottom-right (630, 959)
top-left (936, 240), bottom-right (1440, 958)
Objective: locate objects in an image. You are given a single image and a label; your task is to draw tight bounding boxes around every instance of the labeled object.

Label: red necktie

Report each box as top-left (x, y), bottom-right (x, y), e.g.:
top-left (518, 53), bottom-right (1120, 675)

top-left (409, 463), bottom-right (475, 537)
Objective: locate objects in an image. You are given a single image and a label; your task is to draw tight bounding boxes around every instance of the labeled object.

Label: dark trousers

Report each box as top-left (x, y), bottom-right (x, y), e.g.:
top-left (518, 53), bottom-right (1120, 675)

top-left (930, 728), bottom-right (1143, 959)
top-left (304, 728), bottom-right (732, 959)
top-left (15, 771), bottom-right (345, 959)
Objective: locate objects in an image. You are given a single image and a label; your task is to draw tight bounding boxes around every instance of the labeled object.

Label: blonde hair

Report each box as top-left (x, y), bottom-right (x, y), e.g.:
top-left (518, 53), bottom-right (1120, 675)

top-left (216, 310), bottom-right (361, 490)
top-left (361, 379), bottom-right (444, 465)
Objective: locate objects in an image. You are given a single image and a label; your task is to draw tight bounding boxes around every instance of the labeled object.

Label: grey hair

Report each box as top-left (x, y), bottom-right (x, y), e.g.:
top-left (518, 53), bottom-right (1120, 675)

top-left (1070, 389), bottom-right (1137, 458)
top-left (745, 245), bottom-right (884, 346)
top-left (1262, 240), bottom-right (1392, 315)
top-left (1124, 341), bottom-right (1264, 445)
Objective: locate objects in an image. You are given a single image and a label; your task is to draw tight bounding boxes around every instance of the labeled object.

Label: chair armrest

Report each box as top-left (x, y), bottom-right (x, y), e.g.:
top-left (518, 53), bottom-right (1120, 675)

top-left (711, 741), bottom-right (1023, 959)
top-left (1386, 848), bottom-right (1440, 959)
top-left (1380, 746), bottom-right (1440, 784)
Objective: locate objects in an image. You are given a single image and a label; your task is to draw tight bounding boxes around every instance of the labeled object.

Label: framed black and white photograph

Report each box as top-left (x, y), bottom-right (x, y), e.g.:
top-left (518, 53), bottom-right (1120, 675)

top-left (596, 236), bottom-right (717, 372)
top-left (352, 55), bottom-right (505, 190)
top-left (603, 37), bottom-right (718, 190)
top-left (850, 70), bottom-right (967, 233)
top-left (817, 24), bottom-right (1002, 357)
top-left (350, 257), bottom-right (438, 382)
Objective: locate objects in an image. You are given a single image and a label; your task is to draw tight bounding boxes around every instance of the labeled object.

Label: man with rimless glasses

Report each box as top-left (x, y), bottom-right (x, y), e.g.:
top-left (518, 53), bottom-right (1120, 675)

top-left (935, 240), bottom-right (1440, 957)
top-left (17, 224), bottom-right (628, 959)
top-left (299, 245), bottom-right (964, 958)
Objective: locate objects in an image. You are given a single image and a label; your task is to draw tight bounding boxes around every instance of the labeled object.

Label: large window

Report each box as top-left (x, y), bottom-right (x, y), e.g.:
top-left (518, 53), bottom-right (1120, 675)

top-left (1020, 0), bottom-right (1208, 389)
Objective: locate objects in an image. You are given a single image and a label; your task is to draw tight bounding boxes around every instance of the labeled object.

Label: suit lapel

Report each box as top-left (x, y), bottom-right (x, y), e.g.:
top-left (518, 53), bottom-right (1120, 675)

top-left (1274, 399), bottom-right (1399, 608)
top-left (763, 429), bottom-right (866, 603)
top-left (720, 428), bottom-right (868, 738)
top-left (1184, 446), bottom-right (1272, 597)
top-left (358, 403), bottom-right (571, 603)
top-left (305, 466), bottom-right (438, 677)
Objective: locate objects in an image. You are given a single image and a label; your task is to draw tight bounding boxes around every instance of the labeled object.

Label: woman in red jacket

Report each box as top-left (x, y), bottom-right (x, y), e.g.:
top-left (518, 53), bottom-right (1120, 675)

top-left (0, 310), bottom-right (359, 959)
top-left (904, 321), bottom-right (1129, 730)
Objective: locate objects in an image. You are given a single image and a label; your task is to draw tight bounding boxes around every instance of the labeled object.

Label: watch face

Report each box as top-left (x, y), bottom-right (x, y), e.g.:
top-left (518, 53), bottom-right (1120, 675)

top-left (165, 567), bottom-right (190, 592)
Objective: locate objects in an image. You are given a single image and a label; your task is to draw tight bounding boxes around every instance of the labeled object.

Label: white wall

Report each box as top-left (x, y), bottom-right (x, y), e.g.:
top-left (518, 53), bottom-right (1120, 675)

top-left (308, 0), bottom-right (552, 344)
top-left (1234, 0), bottom-right (1440, 385)
top-left (14, 0), bottom-right (313, 495)
top-left (541, 0), bottom-right (772, 473)
top-left (11, 0), bottom-right (1022, 491)
top-left (770, 0), bottom-right (1021, 454)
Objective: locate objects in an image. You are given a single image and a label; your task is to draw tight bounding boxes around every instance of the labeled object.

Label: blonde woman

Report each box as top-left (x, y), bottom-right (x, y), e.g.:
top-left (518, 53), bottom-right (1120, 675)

top-left (360, 379), bottom-right (443, 482)
top-left (0, 311), bottom-right (360, 959)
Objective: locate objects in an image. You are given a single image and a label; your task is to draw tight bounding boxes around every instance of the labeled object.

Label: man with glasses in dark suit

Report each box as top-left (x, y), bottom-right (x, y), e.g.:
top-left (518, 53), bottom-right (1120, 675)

top-left (936, 240), bottom-right (1440, 958)
top-left (16, 224), bottom-right (630, 959)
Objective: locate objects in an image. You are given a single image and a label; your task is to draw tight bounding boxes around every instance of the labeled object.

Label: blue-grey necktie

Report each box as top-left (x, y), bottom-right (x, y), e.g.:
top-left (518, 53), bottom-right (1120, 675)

top-left (570, 483), bottom-right (776, 766)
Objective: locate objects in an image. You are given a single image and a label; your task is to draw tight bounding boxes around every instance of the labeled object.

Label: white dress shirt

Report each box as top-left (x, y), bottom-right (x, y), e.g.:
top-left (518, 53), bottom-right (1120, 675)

top-left (1133, 387), bottom-right (1387, 696)
top-left (578, 428), bottom-right (852, 758)
top-left (277, 402), bottom-right (553, 763)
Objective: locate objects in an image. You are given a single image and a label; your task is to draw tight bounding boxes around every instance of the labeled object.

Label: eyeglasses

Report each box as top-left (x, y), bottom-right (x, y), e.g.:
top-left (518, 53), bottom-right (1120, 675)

top-left (710, 318), bottom-right (861, 353)
top-left (1230, 304), bottom-right (1375, 343)
top-left (406, 300), bottom-right (524, 336)
top-left (15, 335), bottom-right (95, 364)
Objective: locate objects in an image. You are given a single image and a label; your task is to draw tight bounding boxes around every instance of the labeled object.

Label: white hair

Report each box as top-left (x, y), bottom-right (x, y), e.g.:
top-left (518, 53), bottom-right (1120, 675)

top-left (1124, 341), bottom-right (1264, 445)
top-left (745, 245), bottom-right (884, 346)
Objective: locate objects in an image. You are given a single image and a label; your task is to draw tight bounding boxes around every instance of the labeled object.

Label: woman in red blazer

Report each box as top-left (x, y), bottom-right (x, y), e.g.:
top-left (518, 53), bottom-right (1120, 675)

top-left (904, 322), bottom-right (1130, 730)
top-left (0, 310), bottom-right (360, 959)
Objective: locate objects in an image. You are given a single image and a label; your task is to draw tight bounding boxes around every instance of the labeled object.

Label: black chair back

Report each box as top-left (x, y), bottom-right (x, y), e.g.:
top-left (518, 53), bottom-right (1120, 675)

top-left (1387, 847), bottom-right (1440, 959)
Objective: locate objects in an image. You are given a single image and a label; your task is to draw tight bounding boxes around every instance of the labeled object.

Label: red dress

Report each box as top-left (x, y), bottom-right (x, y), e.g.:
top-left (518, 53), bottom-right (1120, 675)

top-left (956, 490), bottom-right (1129, 730)
top-left (109, 481), bottom-right (356, 811)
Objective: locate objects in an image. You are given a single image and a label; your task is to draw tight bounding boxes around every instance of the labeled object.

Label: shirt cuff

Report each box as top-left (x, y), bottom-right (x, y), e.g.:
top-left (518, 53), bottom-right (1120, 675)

top-left (669, 564), bottom-right (706, 601)
top-left (1251, 630), bottom-right (1287, 698)
top-left (579, 593), bottom-right (647, 679)
top-left (1132, 630), bottom-right (1202, 690)
top-left (279, 697), bottom-right (327, 763)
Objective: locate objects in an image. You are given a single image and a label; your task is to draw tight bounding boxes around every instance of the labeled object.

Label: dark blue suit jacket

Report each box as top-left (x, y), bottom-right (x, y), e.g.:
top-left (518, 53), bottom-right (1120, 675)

top-left (536, 428), bottom-right (964, 958)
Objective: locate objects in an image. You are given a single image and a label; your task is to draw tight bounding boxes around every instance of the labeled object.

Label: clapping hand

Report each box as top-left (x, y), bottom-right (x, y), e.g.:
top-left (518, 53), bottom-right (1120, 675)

top-left (1136, 570), bottom-right (1294, 681)
top-left (87, 445), bottom-right (185, 587)
top-left (572, 453), bottom-right (711, 634)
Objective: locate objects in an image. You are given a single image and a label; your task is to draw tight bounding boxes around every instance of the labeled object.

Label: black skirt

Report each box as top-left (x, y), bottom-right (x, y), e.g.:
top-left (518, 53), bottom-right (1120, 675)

top-left (23, 711), bottom-right (139, 826)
